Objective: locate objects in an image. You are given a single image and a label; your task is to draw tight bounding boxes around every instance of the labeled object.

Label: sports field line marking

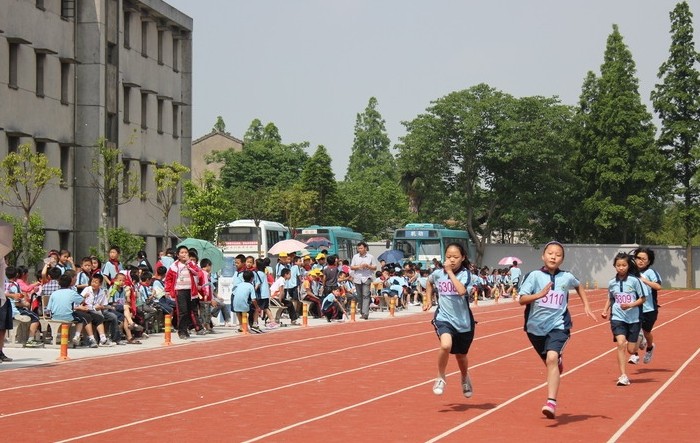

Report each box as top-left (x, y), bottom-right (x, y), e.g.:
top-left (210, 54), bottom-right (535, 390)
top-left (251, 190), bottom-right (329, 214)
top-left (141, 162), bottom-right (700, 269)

top-left (247, 294), bottom-right (693, 443)
top-left (607, 345), bottom-right (700, 442)
top-left (425, 303), bottom-right (700, 442)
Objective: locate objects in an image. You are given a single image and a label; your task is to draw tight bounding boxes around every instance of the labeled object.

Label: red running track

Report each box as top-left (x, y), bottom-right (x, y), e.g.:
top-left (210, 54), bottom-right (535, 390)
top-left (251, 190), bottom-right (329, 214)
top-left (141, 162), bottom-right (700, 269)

top-left (1, 290), bottom-right (698, 442)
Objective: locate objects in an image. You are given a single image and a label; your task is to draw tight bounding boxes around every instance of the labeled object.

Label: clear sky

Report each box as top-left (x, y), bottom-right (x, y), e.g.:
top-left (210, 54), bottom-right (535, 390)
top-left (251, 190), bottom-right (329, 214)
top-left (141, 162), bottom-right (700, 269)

top-left (166, 0), bottom-right (697, 178)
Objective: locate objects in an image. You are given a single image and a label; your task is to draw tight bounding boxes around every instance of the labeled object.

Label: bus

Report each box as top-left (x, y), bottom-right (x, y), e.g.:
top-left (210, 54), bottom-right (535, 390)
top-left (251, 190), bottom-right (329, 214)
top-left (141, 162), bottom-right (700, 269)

top-left (216, 219), bottom-right (289, 259)
top-left (292, 225), bottom-right (364, 261)
top-left (391, 223), bottom-right (474, 268)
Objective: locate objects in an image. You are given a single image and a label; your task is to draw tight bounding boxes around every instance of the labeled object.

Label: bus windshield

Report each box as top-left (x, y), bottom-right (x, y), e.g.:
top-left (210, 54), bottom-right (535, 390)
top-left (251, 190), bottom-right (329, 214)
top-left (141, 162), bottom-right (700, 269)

top-left (395, 239), bottom-right (442, 262)
top-left (217, 226), bottom-right (257, 244)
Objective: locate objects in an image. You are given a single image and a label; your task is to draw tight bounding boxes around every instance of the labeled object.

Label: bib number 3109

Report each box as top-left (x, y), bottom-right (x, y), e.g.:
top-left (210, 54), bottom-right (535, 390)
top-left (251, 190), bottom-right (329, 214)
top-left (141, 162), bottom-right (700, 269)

top-left (537, 290), bottom-right (565, 309)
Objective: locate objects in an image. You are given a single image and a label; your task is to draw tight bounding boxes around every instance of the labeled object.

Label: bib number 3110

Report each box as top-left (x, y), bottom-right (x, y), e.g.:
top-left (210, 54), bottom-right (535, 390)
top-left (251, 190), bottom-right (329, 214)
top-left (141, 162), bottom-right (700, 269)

top-left (538, 290), bottom-right (565, 309)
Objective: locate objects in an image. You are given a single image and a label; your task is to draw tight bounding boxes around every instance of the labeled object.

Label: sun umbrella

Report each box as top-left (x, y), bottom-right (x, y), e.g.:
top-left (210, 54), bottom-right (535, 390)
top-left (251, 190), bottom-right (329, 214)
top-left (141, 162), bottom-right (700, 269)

top-left (304, 236), bottom-right (332, 249)
top-left (176, 238), bottom-right (224, 273)
top-left (378, 249), bottom-right (404, 264)
top-left (267, 239), bottom-right (308, 256)
top-left (0, 220), bottom-right (13, 257)
top-left (498, 256), bottom-right (523, 266)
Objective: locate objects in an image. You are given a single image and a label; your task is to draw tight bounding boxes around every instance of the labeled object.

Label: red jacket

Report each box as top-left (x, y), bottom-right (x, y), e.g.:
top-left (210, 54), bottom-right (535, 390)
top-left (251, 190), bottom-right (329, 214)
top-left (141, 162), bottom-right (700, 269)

top-left (164, 260), bottom-right (204, 299)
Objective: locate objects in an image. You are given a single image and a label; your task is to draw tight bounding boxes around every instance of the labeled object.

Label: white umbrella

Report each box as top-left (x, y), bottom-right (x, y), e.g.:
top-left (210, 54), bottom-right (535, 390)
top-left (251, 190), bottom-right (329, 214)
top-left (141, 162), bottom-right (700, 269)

top-left (0, 219), bottom-right (13, 257)
top-left (268, 239), bottom-right (308, 255)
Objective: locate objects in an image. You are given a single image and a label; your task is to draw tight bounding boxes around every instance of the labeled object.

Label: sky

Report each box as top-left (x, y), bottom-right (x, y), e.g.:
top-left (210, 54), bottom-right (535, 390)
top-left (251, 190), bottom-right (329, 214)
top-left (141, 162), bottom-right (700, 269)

top-left (166, 0), bottom-right (698, 178)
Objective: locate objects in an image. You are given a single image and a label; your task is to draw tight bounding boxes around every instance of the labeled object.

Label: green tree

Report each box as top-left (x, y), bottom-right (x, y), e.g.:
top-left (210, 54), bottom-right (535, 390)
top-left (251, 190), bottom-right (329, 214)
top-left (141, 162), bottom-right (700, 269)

top-left (300, 145), bottom-right (336, 224)
top-left (180, 171), bottom-right (238, 241)
top-left (150, 161), bottom-right (189, 247)
top-left (86, 137), bottom-right (139, 256)
top-left (345, 97), bottom-right (396, 182)
top-left (266, 184), bottom-right (317, 233)
top-left (0, 144), bottom-right (62, 264)
top-left (0, 213), bottom-right (45, 267)
top-left (651, 1), bottom-right (700, 287)
top-left (575, 25), bottom-right (665, 243)
top-left (212, 116), bottom-right (226, 133)
top-left (91, 226), bottom-right (144, 265)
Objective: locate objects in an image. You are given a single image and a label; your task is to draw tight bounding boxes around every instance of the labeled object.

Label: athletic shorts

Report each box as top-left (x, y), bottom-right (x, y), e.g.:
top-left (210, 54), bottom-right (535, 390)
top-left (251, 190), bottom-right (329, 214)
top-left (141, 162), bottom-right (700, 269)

top-left (432, 319), bottom-right (475, 355)
top-left (527, 329), bottom-right (570, 361)
top-left (257, 298), bottom-right (270, 310)
top-left (641, 310), bottom-right (658, 332)
top-left (610, 320), bottom-right (641, 343)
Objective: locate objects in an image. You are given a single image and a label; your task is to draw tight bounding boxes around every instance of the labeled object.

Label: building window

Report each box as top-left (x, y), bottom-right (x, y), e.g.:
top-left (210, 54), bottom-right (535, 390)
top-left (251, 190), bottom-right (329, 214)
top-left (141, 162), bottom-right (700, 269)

top-left (58, 231), bottom-right (69, 250)
top-left (172, 104), bottom-right (179, 138)
top-left (123, 11), bottom-right (131, 48)
top-left (107, 42), bottom-right (117, 65)
top-left (60, 144), bottom-right (70, 186)
top-left (61, 0), bottom-right (74, 19)
top-left (141, 93), bottom-right (148, 129)
top-left (36, 53), bottom-right (46, 97)
top-left (7, 136), bottom-right (20, 154)
top-left (60, 62), bottom-right (70, 104)
top-left (141, 20), bottom-right (148, 57)
top-left (106, 112), bottom-right (117, 142)
top-left (9, 43), bottom-right (19, 89)
top-left (157, 30), bottom-right (164, 65)
top-left (157, 99), bottom-right (164, 134)
top-left (35, 141), bottom-right (46, 155)
top-left (140, 163), bottom-right (148, 200)
top-left (123, 86), bottom-right (131, 123)
top-left (36, 0), bottom-right (45, 10)
top-left (122, 160), bottom-right (131, 195)
top-left (172, 38), bottom-right (179, 72)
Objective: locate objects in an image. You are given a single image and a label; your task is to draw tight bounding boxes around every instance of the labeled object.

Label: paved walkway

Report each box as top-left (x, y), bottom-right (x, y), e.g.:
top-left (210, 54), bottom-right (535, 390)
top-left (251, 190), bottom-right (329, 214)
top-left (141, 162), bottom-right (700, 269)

top-left (0, 298), bottom-right (511, 370)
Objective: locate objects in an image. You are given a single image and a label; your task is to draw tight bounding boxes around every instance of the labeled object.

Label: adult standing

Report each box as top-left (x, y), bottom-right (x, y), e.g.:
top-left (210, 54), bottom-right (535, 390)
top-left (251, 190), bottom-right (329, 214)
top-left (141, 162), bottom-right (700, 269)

top-left (350, 242), bottom-right (378, 320)
top-left (164, 245), bottom-right (204, 339)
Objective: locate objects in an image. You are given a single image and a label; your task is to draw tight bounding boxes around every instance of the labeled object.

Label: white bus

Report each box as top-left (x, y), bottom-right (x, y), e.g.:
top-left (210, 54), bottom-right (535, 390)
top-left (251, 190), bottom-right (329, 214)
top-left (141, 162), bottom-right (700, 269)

top-left (215, 220), bottom-right (288, 307)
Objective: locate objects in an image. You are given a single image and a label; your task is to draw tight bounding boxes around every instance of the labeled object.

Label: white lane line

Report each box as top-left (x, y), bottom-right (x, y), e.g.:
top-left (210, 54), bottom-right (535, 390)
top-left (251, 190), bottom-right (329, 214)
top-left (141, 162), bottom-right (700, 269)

top-left (607, 345), bottom-right (700, 442)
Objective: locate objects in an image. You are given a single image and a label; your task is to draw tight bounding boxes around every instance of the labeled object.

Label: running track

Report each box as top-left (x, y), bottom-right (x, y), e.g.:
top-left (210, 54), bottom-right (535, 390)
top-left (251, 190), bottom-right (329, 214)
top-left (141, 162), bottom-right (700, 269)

top-left (1, 290), bottom-right (698, 442)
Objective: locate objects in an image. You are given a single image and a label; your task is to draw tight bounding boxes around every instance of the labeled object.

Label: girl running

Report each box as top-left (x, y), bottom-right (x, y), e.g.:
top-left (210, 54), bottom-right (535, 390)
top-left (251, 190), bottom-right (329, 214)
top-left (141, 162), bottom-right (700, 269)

top-left (518, 241), bottom-right (596, 419)
top-left (602, 252), bottom-right (646, 387)
top-left (632, 247), bottom-right (661, 364)
top-left (423, 243), bottom-right (475, 398)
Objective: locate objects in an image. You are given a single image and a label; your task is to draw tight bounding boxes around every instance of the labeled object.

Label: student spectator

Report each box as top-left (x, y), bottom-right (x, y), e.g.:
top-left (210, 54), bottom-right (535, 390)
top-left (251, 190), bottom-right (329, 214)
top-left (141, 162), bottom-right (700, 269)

top-left (47, 274), bottom-right (99, 348)
top-left (253, 258), bottom-right (277, 329)
top-left (322, 255), bottom-right (340, 296)
top-left (199, 259), bottom-right (216, 334)
top-left (81, 274), bottom-right (115, 346)
top-left (101, 246), bottom-right (124, 286)
top-left (232, 270), bottom-right (256, 332)
top-left (338, 270), bottom-right (357, 312)
top-left (5, 265), bottom-right (41, 347)
top-left (0, 258), bottom-right (14, 362)
top-left (137, 250), bottom-right (153, 273)
top-left (152, 266), bottom-right (176, 316)
top-left (301, 268), bottom-right (323, 318)
top-left (76, 257), bottom-right (93, 293)
top-left (321, 287), bottom-right (346, 322)
top-left (156, 248), bottom-right (175, 270)
top-left (41, 266), bottom-right (62, 315)
top-left (270, 268), bottom-right (299, 326)
top-left (136, 271), bottom-right (157, 335)
top-left (56, 249), bottom-right (75, 275)
top-left (108, 272), bottom-right (142, 344)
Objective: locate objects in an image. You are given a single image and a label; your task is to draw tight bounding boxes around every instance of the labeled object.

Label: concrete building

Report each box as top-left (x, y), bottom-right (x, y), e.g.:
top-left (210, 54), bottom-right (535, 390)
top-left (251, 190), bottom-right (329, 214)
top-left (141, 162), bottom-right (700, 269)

top-left (191, 130), bottom-right (243, 180)
top-left (0, 0), bottom-right (192, 260)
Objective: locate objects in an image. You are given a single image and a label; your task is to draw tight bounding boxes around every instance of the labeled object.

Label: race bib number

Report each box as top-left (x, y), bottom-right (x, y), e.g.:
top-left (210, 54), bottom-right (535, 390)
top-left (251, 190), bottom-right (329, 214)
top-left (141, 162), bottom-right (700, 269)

top-left (614, 292), bottom-right (633, 305)
top-left (437, 280), bottom-right (458, 296)
top-left (537, 290), bottom-right (566, 309)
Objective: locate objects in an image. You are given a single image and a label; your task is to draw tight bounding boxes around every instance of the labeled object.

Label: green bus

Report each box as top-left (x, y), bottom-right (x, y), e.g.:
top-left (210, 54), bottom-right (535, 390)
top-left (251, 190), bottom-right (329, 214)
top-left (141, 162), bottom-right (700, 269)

top-left (292, 225), bottom-right (364, 261)
top-left (391, 223), bottom-right (473, 267)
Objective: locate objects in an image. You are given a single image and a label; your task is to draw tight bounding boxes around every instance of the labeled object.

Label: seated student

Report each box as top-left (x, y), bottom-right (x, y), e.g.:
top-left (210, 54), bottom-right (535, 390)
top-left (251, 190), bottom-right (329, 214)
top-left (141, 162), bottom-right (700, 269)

top-left (46, 273), bottom-right (99, 348)
top-left (152, 266), bottom-right (176, 316)
top-left (75, 257), bottom-right (93, 293)
top-left (414, 269), bottom-right (430, 306)
top-left (370, 270), bottom-right (385, 310)
top-left (270, 268), bottom-right (299, 326)
top-left (381, 268), bottom-right (407, 310)
top-left (338, 270), bottom-right (357, 312)
top-left (5, 266), bottom-right (42, 347)
top-left (321, 287), bottom-right (346, 322)
top-left (107, 273), bottom-right (142, 344)
top-left (41, 266), bottom-right (62, 315)
top-left (231, 270), bottom-right (257, 332)
top-left (81, 274), bottom-right (115, 346)
top-left (135, 271), bottom-right (157, 336)
top-left (301, 268), bottom-right (324, 318)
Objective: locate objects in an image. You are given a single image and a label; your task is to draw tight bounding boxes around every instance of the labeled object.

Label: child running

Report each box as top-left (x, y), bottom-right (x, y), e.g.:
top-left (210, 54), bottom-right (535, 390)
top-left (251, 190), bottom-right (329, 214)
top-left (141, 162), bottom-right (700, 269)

top-left (422, 243), bottom-right (475, 398)
top-left (632, 247), bottom-right (661, 364)
top-left (602, 252), bottom-right (646, 387)
top-left (518, 241), bottom-right (596, 419)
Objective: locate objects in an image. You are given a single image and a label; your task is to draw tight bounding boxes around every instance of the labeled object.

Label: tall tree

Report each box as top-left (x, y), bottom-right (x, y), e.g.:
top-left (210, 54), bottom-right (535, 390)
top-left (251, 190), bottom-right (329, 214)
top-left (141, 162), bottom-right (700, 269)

top-left (0, 144), bottom-right (61, 265)
top-left (575, 25), bottom-right (665, 243)
top-left (212, 116), bottom-right (226, 133)
top-left (345, 97), bottom-right (396, 182)
top-left (651, 1), bottom-right (700, 288)
top-left (150, 161), bottom-right (189, 247)
top-left (300, 145), bottom-right (336, 224)
top-left (180, 171), bottom-right (237, 241)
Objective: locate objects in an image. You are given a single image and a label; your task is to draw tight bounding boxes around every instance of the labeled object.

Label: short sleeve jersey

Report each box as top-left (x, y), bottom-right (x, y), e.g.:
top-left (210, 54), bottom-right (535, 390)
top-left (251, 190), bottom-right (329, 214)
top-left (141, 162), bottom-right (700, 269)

top-left (519, 269), bottom-right (579, 336)
top-left (640, 268), bottom-right (661, 313)
top-left (428, 268), bottom-right (474, 333)
top-left (607, 275), bottom-right (646, 323)
top-left (232, 281), bottom-right (255, 313)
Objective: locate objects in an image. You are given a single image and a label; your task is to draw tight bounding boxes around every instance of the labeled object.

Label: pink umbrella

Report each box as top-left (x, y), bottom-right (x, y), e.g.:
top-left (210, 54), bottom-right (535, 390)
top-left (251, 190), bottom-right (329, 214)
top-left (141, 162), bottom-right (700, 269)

top-left (498, 256), bottom-right (522, 266)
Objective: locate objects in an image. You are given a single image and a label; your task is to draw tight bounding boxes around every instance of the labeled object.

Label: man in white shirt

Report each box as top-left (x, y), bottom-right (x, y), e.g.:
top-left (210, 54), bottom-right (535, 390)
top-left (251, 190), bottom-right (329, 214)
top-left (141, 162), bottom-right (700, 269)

top-left (350, 242), bottom-right (378, 320)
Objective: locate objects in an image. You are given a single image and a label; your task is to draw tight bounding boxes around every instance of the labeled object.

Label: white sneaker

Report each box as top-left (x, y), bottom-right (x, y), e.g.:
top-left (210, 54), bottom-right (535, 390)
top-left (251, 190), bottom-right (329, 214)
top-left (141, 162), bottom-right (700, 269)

top-left (462, 373), bottom-right (473, 398)
top-left (432, 378), bottom-right (446, 395)
top-left (617, 375), bottom-right (631, 386)
top-left (643, 344), bottom-right (655, 364)
top-left (628, 354), bottom-right (640, 364)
